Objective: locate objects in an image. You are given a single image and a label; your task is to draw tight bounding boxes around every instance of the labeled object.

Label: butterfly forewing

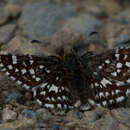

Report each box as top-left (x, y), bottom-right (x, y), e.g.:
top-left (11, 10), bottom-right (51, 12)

top-left (82, 47), bottom-right (130, 108)
top-left (0, 54), bottom-right (74, 111)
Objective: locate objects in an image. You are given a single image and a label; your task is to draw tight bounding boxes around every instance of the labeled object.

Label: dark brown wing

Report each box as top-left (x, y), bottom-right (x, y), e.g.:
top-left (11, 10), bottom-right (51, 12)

top-left (0, 54), bottom-right (75, 111)
top-left (81, 47), bottom-right (130, 108)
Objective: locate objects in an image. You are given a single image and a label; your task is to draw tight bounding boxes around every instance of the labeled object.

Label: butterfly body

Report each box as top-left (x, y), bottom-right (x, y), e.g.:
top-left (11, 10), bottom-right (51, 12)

top-left (0, 47), bottom-right (130, 112)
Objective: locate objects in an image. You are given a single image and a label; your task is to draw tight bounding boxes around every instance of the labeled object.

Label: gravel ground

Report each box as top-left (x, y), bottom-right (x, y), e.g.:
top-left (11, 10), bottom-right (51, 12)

top-left (0, 0), bottom-right (130, 130)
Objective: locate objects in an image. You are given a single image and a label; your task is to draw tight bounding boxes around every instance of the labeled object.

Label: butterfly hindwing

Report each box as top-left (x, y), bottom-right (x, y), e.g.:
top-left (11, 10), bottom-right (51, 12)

top-left (82, 47), bottom-right (130, 108)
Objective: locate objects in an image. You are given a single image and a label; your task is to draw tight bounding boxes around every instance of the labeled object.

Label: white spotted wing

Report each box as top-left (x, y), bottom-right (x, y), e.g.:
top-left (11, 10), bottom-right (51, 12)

top-left (0, 54), bottom-right (74, 111)
top-left (82, 47), bottom-right (130, 108)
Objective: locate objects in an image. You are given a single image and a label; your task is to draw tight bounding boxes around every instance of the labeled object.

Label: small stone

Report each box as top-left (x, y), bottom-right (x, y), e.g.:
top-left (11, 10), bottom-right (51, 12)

top-left (35, 108), bottom-right (52, 122)
top-left (4, 91), bottom-right (24, 105)
top-left (66, 109), bottom-right (83, 120)
top-left (84, 107), bottom-right (105, 123)
top-left (18, 109), bottom-right (36, 121)
top-left (2, 106), bottom-right (17, 122)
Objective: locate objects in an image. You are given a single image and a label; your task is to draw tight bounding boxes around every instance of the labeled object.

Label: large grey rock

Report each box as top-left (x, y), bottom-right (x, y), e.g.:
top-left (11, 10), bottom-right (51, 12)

top-left (62, 14), bottom-right (101, 44)
top-left (19, 2), bottom-right (77, 44)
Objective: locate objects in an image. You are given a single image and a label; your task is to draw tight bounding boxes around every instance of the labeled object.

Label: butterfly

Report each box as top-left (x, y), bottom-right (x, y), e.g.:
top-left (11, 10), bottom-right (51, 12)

top-left (0, 47), bottom-right (130, 112)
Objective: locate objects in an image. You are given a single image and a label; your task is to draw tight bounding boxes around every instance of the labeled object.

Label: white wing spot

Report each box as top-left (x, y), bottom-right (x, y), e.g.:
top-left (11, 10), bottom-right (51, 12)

top-left (64, 104), bottom-right (67, 109)
top-left (46, 69), bottom-right (50, 73)
top-left (126, 78), bottom-right (130, 83)
top-left (116, 81), bottom-right (125, 86)
top-left (40, 83), bottom-right (47, 88)
top-left (124, 55), bottom-right (128, 60)
top-left (105, 92), bottom-right (110, 97)
top-left (115, 54), bottom-right (120, 60)
top-left (61, 87), bottom-right (65, 91)
top-left (22, 84), bottom-right (30, 89)
top-left (125, 62), bottom-right (130, 67)
top-left (111, 72), bottom-right (117, 77)
top-left (39, 65), bottom-right (44, 69)
top-left (97, 104), bottom-right (101, 107)
top-left (45, 104), bottom-right (54, 109)
top-left (29, 69), bottom-right (35, 74)
top-left (0, 63), bottom-right (4, 67)
top-left (111, 91), bottom-right (115, 96)
top-left (1, 68), bottom-right (6, 71)
top-left (51, 97), bottom-right (55, 101)
top-left (40, 91), bottom-right (46, 96)
top-left (98, 65), bottom-right (103, 69)
top-left (5, 71), bottom-right (10, 76)
top-left (7, 65), bottom-right (13, 70)
top-left (12, 55), bottom-right (17, 64)
top-left (91, 83), bottom-right (94, 88)
top-left (109, 99), bottom-right (114, 104)
top-left (49, 84), bottom-right (58, 93)
top-left (56, 77), bottom-right (59, 80)
top-left (99, 92), bottom-right (104, 98)
top-left (37, 99), bottom-right (42, 105)
top-left (117, 69), bottom-right (121, 73)
top-left (116, 63), bottom-right (122, 68)
top-left (10, 76), bottom-right (16, 81)
top-left (115, 49), bottom-right (119, 53)
top-left (116, 96), bottom-right (125, 103)
top-left (126, 89), bottom-right (130, 96)
top-left (102, 101), bottom-right (107, 106)
top-left (95, 82), bottom-right (99, 87)
top-left (105, 59), bottom-right (110, 64)
top-left (88, 99), bottom-right (95, 105)
top-left (15, 68), bottom-right (19, 72)
top-left (46, 97), bottom-right (51, 101)
top-left (100, 78), bottom-right (112, 88)
top-left (115, 89), bottom-right (120, 94)
top-left (57, 97), bottom-right (62, 101)
top-left (62, 96), bottom-right (67, 100)
top-left (57, 104), bottom-right (62, 109)
top-left (36, 77), bottom-right (41, 81)
top-left (29, 60), bottom-right (34, 65)
top-left (16, 80), bottom-right (22, 85)
top-left (74, 100), bottom-right (81, 108)
top-left (21, 68), bottom-right (27, 74)
top-left (32, 75), bottom-right (36, 79)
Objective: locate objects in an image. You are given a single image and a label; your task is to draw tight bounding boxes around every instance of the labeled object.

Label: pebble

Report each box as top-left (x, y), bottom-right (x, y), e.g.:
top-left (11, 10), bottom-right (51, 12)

top-left (35, 108), bottom-right (52, 122)
top-left (4, 91), bottom-right (24, 105)
top-left (2, 107), bottom-right (17, 122)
